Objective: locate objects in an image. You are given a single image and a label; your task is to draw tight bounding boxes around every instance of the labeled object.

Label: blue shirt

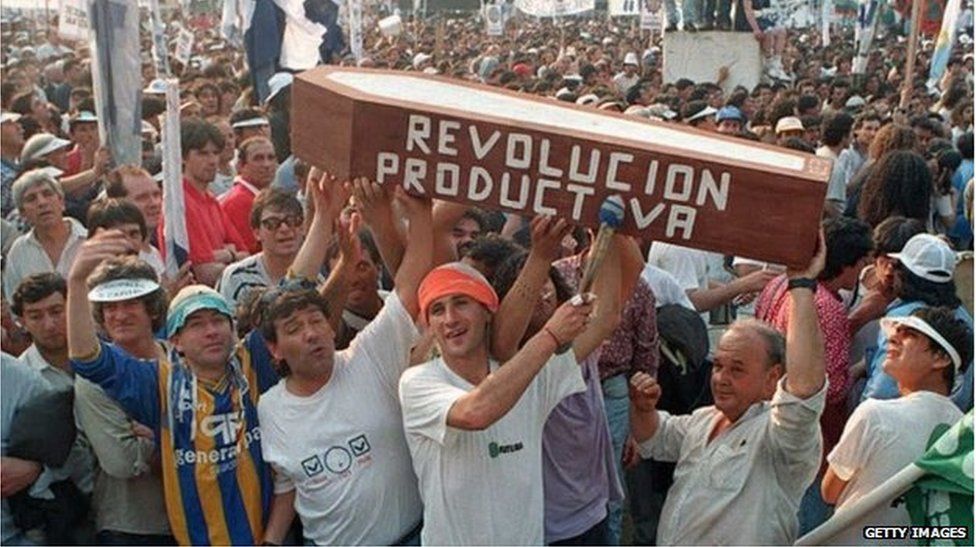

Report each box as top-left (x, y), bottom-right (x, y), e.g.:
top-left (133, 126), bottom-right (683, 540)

top-left (949, 159), bottom-right (974, 244)
top-left (71, 332), bottom-right (279, 545)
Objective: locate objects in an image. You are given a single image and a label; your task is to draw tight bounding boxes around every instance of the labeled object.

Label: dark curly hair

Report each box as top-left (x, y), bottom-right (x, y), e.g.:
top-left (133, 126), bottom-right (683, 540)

top-left (857, 151), bottom-right (932, 228)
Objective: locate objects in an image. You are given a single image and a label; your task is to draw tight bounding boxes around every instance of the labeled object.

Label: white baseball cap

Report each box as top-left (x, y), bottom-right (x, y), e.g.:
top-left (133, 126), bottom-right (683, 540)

top-left (880, 314), bottom-right (962, 369)
top-left (888, 233), bottom-right (957, 283)
top-left (775, 116), bottom-right (804, 134)
top-left (0, 111), bottom-right (21, 124)
top-left (231, 116), bottom-right (269, 129)
top-left (623, 52), bottom-right (639, 66)
top-left (20, 133), bottom-right (72, 163)
top-left (265, 72), bottom-right (293, 104)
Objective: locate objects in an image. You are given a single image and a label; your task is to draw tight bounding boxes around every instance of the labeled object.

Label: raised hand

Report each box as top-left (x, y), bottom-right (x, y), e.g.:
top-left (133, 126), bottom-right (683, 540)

top-left (542, 296), bottom-right (596, 349)
top-left (351, 177), bottom-right (392, 225)
top-left (629, 372), bottom-right (661, 413)
top-left (69, 229), bottom-right (137, 283)
top-left (529, 215), bottom-right (574, 263)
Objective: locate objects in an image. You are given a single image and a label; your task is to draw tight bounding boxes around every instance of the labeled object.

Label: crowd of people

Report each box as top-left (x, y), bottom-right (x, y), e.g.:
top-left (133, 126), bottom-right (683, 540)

top-left (0, 1), bottom-right (974, 546)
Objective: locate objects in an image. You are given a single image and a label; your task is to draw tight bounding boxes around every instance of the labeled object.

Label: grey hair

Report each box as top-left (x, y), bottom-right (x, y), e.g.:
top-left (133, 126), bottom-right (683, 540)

top-left (12, 169), bottom-right (63, 210)
top-left (728, 318), bottom-right (786, 369)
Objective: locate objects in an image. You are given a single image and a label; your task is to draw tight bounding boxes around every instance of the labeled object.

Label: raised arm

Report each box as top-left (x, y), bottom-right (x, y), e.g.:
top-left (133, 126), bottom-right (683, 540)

top-left (784, 229), bottom-right (827, 399)
top-left (448, 298), bottom-right (593, 430)
top-left (571, 234), bottom-right (637, 362)
top-left (353, 179), bottom-right (406, 273)
top-left (288, 172), bottom-right (348, 280)
top-left (67, 229), bottom-right (138, 360)
top-left (392, 186), bottom-right (433, 318)
top-left (491, 215), bottom-right (574, 361)
top-left (318, 213), bottom-right (362, 335)
top-left (432, 201), bottom-right (471, 266)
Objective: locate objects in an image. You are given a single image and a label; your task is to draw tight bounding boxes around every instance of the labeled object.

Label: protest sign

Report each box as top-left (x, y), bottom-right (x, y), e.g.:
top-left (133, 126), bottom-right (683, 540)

top-left (485, 4), bottom-right (504, 36)
top-left (664, 31), bottom-right (762, 93)
top-left (59, 0), bottom-right (90, 41)
top-left (378, 14), bottom-right (402, 37)
top-left (292, 68), bottom-right (831, 266)
top-left (175, 27), bottom-right (195, 65)
top-left (640, 0), bottom-right (664, 32)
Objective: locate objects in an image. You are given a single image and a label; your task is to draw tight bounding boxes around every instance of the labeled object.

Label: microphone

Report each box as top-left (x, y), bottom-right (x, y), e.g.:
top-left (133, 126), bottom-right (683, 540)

top-left (577, 194), bottom-right (626, 298)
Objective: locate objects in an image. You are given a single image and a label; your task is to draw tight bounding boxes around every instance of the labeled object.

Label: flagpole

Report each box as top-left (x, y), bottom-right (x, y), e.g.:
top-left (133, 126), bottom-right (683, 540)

top-left (795, 463), bottom-right (925, 545)
top-left (900, 0), bottom-right (924, 109)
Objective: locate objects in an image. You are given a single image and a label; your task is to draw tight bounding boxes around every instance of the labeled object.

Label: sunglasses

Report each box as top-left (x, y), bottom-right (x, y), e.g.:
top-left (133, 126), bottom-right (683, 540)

top-left (259, 214), bottom-right (303, 231)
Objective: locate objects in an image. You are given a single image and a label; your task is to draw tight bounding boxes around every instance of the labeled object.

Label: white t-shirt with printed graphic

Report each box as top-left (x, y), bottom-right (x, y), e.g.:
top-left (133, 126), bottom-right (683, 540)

top-left (398, 351), bottom-right (586, 545)
top-left (257, 292), bottom-right (422, 546)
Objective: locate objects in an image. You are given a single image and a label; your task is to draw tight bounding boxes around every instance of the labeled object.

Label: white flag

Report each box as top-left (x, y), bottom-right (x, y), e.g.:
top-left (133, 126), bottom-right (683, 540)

top-left (161, 80), bottom-right (189, 278)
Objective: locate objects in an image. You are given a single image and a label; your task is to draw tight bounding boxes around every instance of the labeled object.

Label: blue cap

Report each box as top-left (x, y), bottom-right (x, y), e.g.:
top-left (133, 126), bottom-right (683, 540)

top-left (166, 285), bottom-right (233, 337)
top-left (716, 106), bottom-right (745, 122)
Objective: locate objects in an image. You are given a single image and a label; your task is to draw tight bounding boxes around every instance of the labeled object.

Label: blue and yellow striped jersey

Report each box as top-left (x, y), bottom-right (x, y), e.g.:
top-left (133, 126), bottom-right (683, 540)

top-left (72, 331), bottom-right (278, 545)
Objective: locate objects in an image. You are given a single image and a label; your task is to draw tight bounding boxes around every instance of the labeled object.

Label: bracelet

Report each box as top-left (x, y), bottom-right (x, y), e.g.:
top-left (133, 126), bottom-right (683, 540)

top-left (542, 327), bottom-right (572, 355)
top-left (787, 277), bottom-right (817, 291)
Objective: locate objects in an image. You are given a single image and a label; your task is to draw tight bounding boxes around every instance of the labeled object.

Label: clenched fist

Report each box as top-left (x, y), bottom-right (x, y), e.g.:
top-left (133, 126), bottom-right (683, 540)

top-left (629, 372), bottom-right (661, 413)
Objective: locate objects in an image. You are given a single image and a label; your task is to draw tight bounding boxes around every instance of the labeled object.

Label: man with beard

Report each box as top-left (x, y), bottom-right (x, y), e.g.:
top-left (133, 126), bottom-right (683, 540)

top-left (450, 208), bottom-right (485, 256)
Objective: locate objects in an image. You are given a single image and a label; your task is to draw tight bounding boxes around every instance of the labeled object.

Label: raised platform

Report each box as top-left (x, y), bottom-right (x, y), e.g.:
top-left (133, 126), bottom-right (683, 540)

top-left (663, 31), bottom-right (762, 92)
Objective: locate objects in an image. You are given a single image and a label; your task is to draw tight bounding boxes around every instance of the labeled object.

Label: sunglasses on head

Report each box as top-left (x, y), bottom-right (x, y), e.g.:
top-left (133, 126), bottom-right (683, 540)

top-left (259, 214), bottom-right (303, 231)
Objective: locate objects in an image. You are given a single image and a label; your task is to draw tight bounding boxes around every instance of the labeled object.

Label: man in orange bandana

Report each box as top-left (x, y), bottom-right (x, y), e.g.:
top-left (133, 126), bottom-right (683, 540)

top-left (399, 235), bottom-right (626, 545)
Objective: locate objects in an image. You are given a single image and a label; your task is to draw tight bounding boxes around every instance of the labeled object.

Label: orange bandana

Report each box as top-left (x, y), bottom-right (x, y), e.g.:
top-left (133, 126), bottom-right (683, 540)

top-left (418, 262), bottom-right (499, 320)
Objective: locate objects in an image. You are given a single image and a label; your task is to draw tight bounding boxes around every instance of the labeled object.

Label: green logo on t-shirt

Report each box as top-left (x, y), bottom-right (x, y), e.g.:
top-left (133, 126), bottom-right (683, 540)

top-left (488, 441), bottom-right (524, 458)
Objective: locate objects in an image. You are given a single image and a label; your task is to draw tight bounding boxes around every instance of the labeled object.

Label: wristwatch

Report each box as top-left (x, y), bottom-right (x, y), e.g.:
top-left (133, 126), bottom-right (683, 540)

top-left (787, 277), bottom-right (817, 291)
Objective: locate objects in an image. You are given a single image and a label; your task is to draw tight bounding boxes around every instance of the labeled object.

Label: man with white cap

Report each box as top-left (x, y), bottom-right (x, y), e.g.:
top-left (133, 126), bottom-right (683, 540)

top-left (861, 233), bottom-right (973, 410)
top-left (682, 101), bottom-right (718, 131)
top-left (20, 131), bottom-right (109, 200)
top-left (774, 115), bottom-right (805, 145)
top-left (1, 111), bottom-right (24, 218)
top-left (73, 257), bottom-right (173, 544)
top-left (822, 306), bottom-right (969, 544)
top-left (229, 108), bottom-right (271, 142)
top-left (613, 53), bottom-right (641, 95)
top-left (3, 170), bottom-right (88, 300)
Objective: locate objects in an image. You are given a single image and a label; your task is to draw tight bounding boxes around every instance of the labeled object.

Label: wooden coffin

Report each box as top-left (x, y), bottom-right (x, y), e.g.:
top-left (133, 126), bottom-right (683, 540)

top-left (292, 67), bottom-right (832, 267)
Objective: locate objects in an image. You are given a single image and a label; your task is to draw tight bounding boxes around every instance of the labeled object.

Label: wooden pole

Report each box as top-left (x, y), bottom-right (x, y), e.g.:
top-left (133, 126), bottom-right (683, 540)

top-left (900, 0), bottom-right (923, 109)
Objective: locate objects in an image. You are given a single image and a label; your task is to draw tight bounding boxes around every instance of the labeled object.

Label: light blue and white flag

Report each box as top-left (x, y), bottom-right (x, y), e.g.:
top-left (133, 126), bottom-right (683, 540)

top-left (161, 80), bottom-right (189, 278)
top-left (87, 0), bottom-right (142, 167)
top-left (853, 0), bottom-right (880, 75)
top-left (929, 0), bottom-right (962, 89)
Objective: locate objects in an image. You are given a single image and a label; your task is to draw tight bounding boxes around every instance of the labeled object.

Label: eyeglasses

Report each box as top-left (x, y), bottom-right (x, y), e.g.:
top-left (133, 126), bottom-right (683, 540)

top-left (259, 214), bottom-right (303, 231)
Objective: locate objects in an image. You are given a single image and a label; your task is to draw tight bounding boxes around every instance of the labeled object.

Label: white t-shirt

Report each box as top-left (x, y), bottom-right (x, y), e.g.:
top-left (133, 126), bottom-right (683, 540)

top-left (640, 264), bottom-right (695, 310)
top-left (646, 242), bottom-right (715, 292)
top-left (398, 351), bottom-right (586, 545)
top-left (826, 391), bottom-right (963, 545)
top-left (258, 292), bottom-right (423, 545)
